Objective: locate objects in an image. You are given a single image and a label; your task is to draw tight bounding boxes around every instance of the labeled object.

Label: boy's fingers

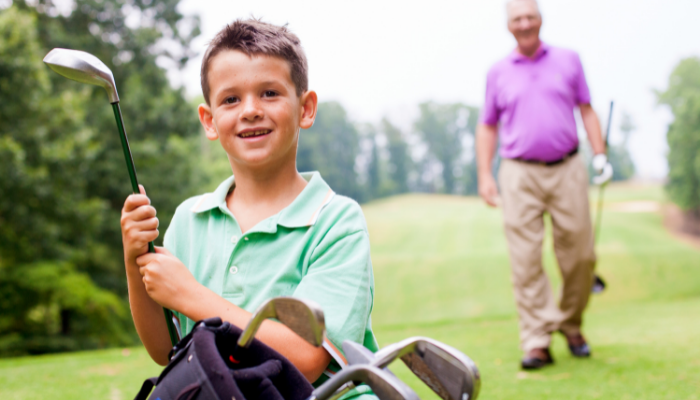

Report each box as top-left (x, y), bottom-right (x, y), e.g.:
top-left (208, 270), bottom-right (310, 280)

top-left (125, 204), bottom-right (157, 221)
top-left (121, 209), bottom-right (157, 234)
top-left (141, 217), bottom-right (159, 230)
top-left (139, 184), bottom-right (147, 195)
top-left (124, 194), bottom-right (151, 212)
top-left (135, 252), bottom-right (157, 269)
top-left (154, 246), bottom-right (172, 256)
top-left (134, 230), bottom-right (159, 244)
top-left (122, 220), bottom-right (158, 240)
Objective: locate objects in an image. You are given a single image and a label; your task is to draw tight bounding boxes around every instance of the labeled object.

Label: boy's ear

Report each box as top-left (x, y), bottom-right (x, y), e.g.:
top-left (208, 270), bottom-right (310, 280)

top-left (198, 103), bottom-right (219, 141)
top-left (299, 90), bottom-right (318, 130)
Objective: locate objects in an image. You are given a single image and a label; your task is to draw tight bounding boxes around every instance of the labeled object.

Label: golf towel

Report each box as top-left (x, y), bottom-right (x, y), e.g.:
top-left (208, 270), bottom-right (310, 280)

top-left (134, 318), bottom-right (313, 400)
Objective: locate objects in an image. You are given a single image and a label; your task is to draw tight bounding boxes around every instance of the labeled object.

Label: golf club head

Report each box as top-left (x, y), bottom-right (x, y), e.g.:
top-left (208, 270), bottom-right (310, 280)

top-left (592, 274), bottom-right (607, 294)
top-left (374, 337), bottom-right (481, 400)
top-left (238, 297), bottom-right (325, 348)
top-left (343, 340), bottom-right (377, 365)
top-left (310, 365), bottom-right (419, 400)
top-left (43, 48), bottom-right (119, 103)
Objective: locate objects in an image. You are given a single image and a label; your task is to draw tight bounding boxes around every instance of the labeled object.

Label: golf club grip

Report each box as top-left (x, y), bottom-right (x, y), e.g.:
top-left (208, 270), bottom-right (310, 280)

top-left (112, 103), bottom-right (180, 346)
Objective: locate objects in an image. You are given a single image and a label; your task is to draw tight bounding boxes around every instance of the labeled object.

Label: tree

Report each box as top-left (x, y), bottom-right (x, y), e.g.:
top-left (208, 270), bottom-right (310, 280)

top-left (658, 57), bottom-right (700, 231)
top-left (297, 102), bottom-right (364, 201)
top-left (381, 118), bottom-right (411, 195)
top-left (608, 112), bottom-right (636, 181)
top-left (414, 102), bottom-right (479, 194)
top-left (0, 0), bottom-right (204, 355)
top-left (366, 131), bottom-right (381, 199)
top-left (0, 6), bottom-right (131, 355)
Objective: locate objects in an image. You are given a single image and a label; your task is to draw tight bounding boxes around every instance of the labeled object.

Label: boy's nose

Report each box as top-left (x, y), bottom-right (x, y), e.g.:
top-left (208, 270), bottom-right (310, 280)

top-left (240, 97), bottom-right (264, 121)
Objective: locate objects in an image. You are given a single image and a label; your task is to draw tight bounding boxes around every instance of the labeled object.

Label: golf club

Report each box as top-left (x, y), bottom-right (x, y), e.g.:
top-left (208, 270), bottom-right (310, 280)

top-left (592, 101), bottom-right (614, 294)
top-left (344, 337), bottom-right (481, 400)
top-left (309, 364), bottom-right (419, 400)
top-left (237, 297), bottom-right (326, 349)
top-left (43, 48), bottom-right (181, 345)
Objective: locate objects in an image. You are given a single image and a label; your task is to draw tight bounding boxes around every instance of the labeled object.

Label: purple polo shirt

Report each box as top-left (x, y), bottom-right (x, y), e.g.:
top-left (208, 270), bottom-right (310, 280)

top-left (480, 42), bottom-right (591, 162)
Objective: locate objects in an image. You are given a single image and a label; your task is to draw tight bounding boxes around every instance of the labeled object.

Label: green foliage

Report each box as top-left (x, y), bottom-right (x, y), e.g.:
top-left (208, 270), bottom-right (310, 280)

top-left (0, 1), bottom-right (202, 356)
top-left (381, 118), bottom-right (411, 195)
top-left (366, 129), bottom-right (381, 199)
top-left (0, 261), bottom-right (130, 356)
top-left (414, 102), bottom-right (479, 194)
top-left (603, 111), bottom-right (636, 182)
top-left (298, 101), bottom-right (364, 201)
top-left (609, 112), bottom-right (636, 181)
top-left (658, 57), bottom-right (700, 212)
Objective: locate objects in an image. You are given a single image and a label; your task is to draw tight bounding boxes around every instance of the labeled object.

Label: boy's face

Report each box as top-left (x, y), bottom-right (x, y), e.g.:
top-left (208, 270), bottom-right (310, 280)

top-left (198, 50), bottom-right (317, 171)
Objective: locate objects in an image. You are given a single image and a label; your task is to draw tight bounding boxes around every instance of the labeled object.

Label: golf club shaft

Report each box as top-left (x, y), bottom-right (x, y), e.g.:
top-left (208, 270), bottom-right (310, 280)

top-left (112, 103), bottom-right (180, 346)
top-left (594, 101), bottom-right (614, 244)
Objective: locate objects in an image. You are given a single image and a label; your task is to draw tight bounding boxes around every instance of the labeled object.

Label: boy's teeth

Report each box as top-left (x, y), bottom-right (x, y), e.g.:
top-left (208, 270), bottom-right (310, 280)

top-left (240, 130), bottom-right (270, 138)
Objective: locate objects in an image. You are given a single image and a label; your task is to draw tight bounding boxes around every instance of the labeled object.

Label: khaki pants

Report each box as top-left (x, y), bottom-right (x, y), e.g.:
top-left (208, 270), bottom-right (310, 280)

top-left (499, 153), bottom-right (596, 352)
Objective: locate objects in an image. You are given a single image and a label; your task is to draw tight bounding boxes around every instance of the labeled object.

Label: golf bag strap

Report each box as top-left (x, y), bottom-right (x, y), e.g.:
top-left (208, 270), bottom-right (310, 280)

top-left (134, 377), bottom-right (158, 400)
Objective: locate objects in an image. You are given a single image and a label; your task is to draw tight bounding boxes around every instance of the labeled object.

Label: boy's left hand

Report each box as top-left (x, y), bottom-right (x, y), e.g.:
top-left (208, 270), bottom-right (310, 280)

top-left (136, 247), bottom-right (200, 311)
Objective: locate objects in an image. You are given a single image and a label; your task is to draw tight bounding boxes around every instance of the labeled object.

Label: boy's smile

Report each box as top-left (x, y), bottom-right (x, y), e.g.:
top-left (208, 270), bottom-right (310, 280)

top-left (198, 50), bottom-right (317, 171)
top-left (238, 128), bottom-right (272, 139)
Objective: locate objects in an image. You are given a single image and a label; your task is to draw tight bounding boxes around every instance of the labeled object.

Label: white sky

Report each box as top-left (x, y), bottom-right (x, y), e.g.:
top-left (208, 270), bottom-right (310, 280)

top-left (174, 0), bottom-right (700, 180)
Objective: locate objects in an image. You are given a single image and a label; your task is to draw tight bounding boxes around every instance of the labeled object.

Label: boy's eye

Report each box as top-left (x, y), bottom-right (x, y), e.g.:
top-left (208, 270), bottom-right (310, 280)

top-left (224, 96), bottom-right (238, 104)
top-left (263, 90), bottom-right (277, 98)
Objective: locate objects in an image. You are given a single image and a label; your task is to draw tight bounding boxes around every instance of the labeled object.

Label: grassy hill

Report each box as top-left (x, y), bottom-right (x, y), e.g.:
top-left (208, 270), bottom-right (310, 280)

top-left (1, 184), bottom-right (699, 399)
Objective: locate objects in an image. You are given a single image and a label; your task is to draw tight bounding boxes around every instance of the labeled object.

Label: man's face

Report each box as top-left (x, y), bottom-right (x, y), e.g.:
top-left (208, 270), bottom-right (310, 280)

top-left (199, 50), bottom-right (316, 170)
top-left (507, 1), bottom-right (542, 52)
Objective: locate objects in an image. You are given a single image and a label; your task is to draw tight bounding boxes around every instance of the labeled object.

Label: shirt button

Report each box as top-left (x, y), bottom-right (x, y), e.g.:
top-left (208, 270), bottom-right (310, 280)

top-left (229, 266), bottom-right (239, 275)
top-left (230, 235), bottom-right (238, 244)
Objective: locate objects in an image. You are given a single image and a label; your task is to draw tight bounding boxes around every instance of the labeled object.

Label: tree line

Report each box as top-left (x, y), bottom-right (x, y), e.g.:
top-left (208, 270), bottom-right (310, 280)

top-left (658, 57), bottom-right (700, 234)
top-left (0, 0), bottom-right (638, 356)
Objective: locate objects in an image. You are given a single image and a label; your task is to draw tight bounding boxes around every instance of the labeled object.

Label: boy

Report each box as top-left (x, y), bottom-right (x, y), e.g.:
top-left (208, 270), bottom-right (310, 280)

top-left (120, 19), bottom-right (378, 394)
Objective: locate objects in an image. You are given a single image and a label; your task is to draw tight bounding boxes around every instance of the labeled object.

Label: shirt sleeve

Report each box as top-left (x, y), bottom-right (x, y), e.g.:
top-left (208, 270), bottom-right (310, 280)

top-left (292, 226), bottom-right (376, 355)
top-left (573, 53), bottom-right (591, 105)
top-left (480, 68), bottom-right (500, 125)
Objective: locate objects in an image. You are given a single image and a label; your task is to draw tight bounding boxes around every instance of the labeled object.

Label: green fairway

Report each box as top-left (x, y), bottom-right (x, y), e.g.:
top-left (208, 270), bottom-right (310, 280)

top-left (1, 184), bottom-right (699, 399)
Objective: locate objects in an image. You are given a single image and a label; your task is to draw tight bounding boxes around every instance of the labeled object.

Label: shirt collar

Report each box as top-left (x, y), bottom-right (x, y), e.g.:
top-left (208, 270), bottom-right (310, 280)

top-left (509, 41), bottom-right (550, 63)
top-left (190, 171), bottom-right (335, 229)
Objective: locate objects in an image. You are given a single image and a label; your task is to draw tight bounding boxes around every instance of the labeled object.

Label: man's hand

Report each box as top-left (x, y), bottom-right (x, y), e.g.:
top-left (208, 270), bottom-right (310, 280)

top-left (136, 247), bottom-right (201, 311)
top-left (476, 123), bottom-right (500, 207)
top-left (121, 185), bottom-right (158, 264)
top-left (478, 173), bottom-right (501, 207)
top-left (591, 153), bottom-right (613, 186)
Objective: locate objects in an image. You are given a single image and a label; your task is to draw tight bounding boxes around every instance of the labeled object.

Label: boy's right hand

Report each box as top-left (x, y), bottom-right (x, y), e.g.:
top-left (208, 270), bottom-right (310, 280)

top-left (121, 185), bottom-right (159, 265)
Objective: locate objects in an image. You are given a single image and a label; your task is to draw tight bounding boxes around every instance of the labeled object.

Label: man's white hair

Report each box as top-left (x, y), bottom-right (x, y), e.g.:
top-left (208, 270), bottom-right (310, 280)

top-left (506, 0), bottom-right (541, 19)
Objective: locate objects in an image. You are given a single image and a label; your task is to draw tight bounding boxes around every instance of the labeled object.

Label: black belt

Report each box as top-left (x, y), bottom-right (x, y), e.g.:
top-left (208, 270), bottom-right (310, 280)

top-left (513, 148), bottom-right (578, 166)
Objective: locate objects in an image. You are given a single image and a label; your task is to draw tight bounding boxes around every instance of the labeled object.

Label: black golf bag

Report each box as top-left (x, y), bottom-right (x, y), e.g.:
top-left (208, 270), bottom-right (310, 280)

top-left (134, 318), bottom-right (313, 400)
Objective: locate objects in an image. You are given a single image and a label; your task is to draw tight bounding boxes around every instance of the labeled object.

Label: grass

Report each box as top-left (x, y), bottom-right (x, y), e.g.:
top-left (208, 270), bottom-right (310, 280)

top-left (1, 184), bottom-right (699, 399)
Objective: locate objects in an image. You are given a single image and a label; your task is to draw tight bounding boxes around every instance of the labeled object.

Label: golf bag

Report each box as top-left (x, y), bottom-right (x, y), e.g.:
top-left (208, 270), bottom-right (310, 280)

top-left (134, 317), bottom-right (313, 400)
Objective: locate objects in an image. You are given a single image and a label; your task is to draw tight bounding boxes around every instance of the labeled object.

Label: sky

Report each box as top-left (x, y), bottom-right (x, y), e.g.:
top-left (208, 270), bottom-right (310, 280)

top-left (172, 0), bottom-right (700, 180)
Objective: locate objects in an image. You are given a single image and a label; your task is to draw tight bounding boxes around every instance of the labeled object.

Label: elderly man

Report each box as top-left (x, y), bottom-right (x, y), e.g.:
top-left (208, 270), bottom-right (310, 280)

top-left (476, 0), bottom-right (613, 369)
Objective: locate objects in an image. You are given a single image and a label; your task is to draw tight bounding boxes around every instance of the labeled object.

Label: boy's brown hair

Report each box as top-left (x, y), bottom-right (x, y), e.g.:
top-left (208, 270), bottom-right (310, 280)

top-left (201, 18), bottom-right (309, 105)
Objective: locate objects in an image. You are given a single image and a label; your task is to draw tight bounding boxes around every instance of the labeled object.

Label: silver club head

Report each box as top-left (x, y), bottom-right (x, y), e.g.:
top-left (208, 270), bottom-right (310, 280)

top-left (372, 337), bottom-right (481, 400)
top-left (311, 365), bottom-right (419, 400)
top-left (238, 297), bottom-right (325, 348)
top-left (343, 340), bottom-right (377, 365)
top-left (43, 48), bottom-right (119, 103)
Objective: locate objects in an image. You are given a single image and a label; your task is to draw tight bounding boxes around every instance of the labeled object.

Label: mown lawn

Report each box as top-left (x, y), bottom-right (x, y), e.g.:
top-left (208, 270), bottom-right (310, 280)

top-left (1, 184), bottom-right (699, 399)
